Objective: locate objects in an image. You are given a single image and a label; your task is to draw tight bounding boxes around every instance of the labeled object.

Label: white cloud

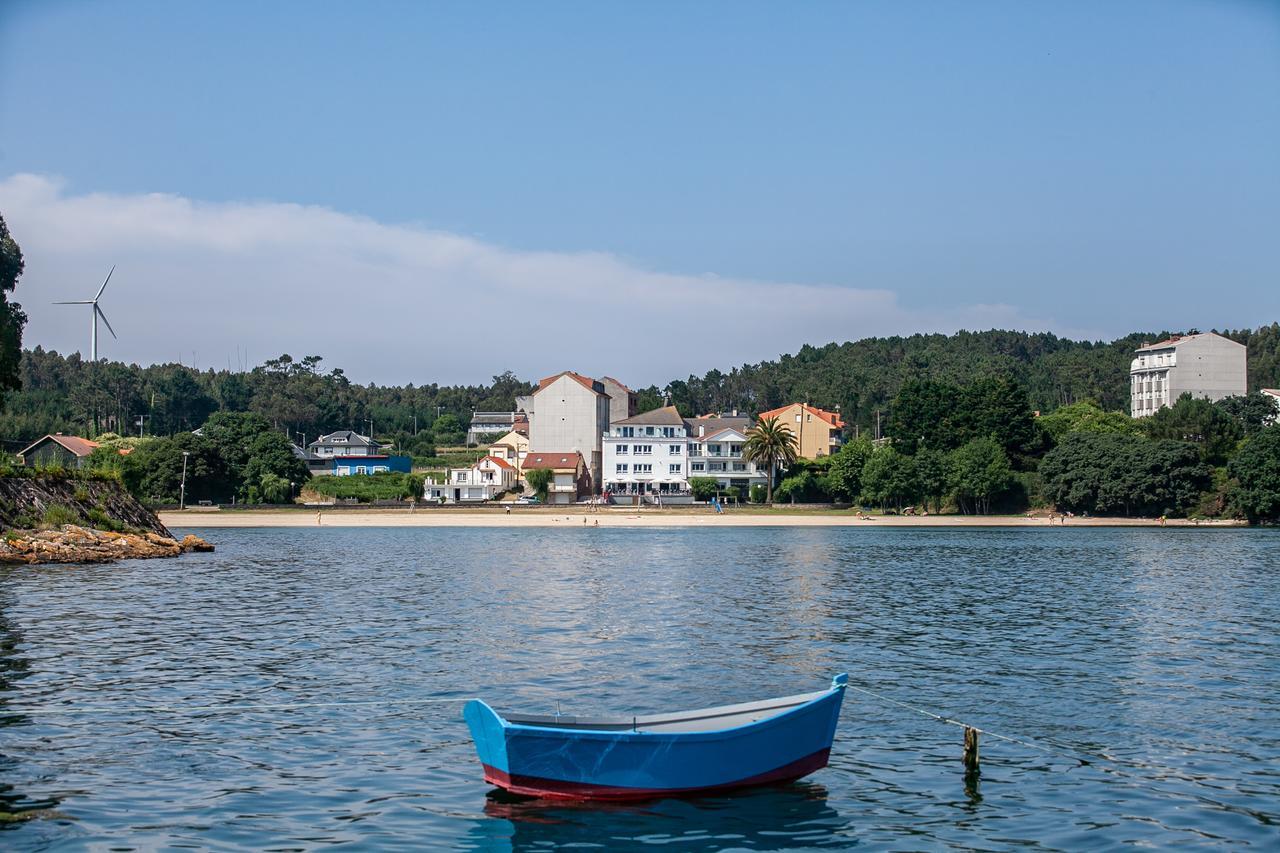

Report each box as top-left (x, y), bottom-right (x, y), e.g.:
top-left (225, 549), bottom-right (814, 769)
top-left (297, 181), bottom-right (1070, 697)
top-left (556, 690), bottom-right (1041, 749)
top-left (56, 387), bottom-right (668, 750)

top-left (1, 173), bottom-right (1055, 386)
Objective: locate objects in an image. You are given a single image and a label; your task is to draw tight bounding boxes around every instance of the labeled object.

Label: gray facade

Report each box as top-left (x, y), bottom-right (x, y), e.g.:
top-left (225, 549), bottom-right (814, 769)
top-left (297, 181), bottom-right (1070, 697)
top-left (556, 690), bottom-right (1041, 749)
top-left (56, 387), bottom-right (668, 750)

top-left (1130, 332), bottom-right (1247, 417)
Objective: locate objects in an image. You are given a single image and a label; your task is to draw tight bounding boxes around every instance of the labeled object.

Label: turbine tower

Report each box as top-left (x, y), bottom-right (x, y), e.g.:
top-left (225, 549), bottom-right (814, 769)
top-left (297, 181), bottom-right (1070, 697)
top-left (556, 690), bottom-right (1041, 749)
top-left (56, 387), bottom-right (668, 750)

top-left (54, 266), bottom-right (118, 361)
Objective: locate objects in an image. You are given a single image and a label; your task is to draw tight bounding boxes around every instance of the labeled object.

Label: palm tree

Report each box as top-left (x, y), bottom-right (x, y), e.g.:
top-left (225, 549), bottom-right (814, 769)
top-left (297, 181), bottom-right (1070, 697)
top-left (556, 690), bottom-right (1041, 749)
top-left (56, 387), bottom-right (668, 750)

top-left (744, 415), bottom-right (799, 504)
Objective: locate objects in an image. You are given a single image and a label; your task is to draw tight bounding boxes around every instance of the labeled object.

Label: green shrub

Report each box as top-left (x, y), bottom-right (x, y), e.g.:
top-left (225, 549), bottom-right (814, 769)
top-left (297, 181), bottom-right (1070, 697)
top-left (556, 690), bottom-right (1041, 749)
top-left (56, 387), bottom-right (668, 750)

top-left (689, 477), bottom-right (719, 501)
top-left (305, 472), bottom-right (422, 502)
top-left (749, 483), bottom-right (766, 503)
top-left (41, 504), bottom-right (81, 528)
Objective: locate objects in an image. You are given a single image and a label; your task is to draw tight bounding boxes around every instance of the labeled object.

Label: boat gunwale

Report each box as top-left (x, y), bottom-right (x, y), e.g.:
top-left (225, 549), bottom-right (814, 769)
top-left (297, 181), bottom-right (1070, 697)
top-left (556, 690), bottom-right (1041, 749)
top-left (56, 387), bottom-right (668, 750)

top-left (488, 685), bottom-right (844, 742)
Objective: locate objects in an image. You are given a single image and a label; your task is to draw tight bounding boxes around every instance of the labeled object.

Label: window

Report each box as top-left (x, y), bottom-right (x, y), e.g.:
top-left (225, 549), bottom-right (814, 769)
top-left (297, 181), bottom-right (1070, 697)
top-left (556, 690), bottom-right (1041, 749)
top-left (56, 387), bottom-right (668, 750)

top-left (730, 443), bottom-right (743, 455)
top-left (635, 464), bottom-right (652, 473)
top-left (356, 466), bottom-right (367, 475)
top-left (661, 427), bottom-right (675, 437)
top-left (616, 463), bottom-right (629, 474)
top-left (646, 426), bottom-right (655, 436)
top-left (617, 444), bottom-right (629, 454)
top-left (692, 462), bottom-right (705, 471)
top-left (732, 463), bottom-right (746, 472)
top-left (620, 426), bottom-right (634, 437)
top-left (669, 463), bottom-right (682, 474)
top-left (634, 444), bottom-right (653, 455)
top-left (709, 444), bottom-right (721, 455)
top-left (669, 444), bottom-right (681, 455)
top-left (795, 414), bottom-right (802, 422)
top-left (689, 444), bottom-right (701, 456)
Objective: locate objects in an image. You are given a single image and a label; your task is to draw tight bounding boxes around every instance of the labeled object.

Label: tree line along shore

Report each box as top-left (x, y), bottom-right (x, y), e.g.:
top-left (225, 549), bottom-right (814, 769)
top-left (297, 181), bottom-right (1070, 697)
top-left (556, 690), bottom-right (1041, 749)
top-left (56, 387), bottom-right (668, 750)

top-left (2, 214), bottom-right (1279, 525)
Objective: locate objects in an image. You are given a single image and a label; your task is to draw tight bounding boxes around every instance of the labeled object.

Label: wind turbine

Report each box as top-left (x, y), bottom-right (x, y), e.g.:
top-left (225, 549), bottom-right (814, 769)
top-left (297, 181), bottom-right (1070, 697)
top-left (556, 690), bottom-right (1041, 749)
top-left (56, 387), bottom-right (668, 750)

top-left (54, 266), bottom-right (118, 361)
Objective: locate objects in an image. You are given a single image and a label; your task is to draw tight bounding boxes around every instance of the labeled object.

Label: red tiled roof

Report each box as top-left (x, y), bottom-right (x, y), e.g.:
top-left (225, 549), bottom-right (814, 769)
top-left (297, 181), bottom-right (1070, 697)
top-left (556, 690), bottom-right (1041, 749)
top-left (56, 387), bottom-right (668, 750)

top-left (758, 403), bottom-right (845, 429)
top-left (18, 434), bottom-right (99, 458)
top-left (522, 451), bottom-right (584, 470)
top-left (536, 371), bottom-right (605, 395)
top-left (478, 455), bottom-right (514, 470)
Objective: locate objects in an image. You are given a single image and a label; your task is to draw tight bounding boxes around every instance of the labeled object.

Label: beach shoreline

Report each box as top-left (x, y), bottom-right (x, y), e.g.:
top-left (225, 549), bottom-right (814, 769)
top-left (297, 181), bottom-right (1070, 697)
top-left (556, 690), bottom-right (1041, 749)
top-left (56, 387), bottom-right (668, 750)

top-left (159, 508), bottom-right (1246, 529)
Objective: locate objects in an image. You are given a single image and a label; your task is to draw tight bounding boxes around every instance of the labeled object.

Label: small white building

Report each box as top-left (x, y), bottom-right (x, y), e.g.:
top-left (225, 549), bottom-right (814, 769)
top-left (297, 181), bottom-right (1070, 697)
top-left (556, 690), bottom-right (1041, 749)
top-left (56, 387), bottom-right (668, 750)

top-left (435, 455), bottom-right (516, 503)
top-left (1130, 332), bottom-right (1247, 418)
top-left (602, 406), bottom-right (691, 503)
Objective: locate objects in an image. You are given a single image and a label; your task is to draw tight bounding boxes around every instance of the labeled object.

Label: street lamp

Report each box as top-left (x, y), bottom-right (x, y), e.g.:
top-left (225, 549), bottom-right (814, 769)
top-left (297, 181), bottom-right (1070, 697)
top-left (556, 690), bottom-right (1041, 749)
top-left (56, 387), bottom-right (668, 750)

top-left (179, 451), bottom-right (190, 510)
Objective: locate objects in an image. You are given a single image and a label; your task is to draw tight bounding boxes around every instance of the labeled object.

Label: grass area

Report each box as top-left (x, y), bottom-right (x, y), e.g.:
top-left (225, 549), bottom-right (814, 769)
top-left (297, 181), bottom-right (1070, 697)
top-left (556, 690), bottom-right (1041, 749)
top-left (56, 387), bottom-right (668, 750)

top-left (302, 472), bottom-right (424, 503)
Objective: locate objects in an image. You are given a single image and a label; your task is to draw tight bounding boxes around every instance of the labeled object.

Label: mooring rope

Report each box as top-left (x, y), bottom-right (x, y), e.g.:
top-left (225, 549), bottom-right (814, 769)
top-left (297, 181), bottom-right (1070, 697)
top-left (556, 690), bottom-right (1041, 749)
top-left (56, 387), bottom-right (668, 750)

top-left (0, 696), bottom-right (473, 716)
top-left (842, 682), bottom-right (1120, 766)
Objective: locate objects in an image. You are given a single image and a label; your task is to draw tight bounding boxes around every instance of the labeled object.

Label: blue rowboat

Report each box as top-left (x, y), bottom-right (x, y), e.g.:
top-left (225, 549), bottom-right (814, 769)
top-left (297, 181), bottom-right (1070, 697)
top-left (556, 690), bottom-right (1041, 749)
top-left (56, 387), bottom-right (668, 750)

top-left (463, 673), bottom-right (847, 801)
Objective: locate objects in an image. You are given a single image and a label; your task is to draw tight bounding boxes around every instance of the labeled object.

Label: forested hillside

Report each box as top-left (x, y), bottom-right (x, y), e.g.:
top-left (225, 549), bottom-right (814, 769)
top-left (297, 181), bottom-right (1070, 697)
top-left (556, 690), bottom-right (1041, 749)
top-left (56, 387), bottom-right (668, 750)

top-left (2, 325), bottom-right (1279, 449)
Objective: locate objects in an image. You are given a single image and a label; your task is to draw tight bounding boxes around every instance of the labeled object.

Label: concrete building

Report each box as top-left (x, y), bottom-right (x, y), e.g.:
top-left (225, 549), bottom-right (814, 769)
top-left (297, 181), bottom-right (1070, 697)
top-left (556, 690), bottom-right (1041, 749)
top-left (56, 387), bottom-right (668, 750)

top-left (600, 376), bottom-right (638, 426)
top-left (522, 451), bottom-right (589, 505)
top-left (526, 372), bottom-right (611, 492)
top-left (601, 406), bottom-right (691, 503)
top-left (17, 434), bottom-right (99, 468)
top-left (1129, 332), bottom-right (1247, 418)
top-left (757, 403), bottom-right (845, 458)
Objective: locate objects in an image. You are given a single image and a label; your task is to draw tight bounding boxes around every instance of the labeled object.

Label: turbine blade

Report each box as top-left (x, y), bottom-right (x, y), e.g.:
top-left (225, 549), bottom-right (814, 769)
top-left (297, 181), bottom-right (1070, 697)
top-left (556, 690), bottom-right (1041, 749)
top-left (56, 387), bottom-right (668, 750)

top-left (96, 305), bottom-right (118, 339)
top-left (54, 300), bottom-right (95, 304)
top-left (95, 265), bottom-right (116, 301)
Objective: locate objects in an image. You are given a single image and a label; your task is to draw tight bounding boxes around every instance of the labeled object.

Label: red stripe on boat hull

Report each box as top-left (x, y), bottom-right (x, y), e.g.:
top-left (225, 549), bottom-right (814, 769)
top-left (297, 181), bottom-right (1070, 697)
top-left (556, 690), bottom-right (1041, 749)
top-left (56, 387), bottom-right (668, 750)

top-left (481, 748), bottom-right (831, 801)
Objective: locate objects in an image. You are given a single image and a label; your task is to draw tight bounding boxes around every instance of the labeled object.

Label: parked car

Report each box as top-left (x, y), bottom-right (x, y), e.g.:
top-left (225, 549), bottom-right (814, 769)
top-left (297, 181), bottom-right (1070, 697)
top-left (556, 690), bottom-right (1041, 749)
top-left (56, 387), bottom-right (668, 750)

top-left (516, 495), bottom-right (541, 504)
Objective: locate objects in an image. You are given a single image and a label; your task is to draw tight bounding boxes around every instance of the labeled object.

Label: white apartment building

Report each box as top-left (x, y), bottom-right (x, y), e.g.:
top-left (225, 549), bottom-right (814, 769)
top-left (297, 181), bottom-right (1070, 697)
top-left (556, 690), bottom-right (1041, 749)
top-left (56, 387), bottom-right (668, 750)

top-left (601, 406), bottom-right (691, 503)
top-left (687, 419), bottom-right (768, 495)
top-left (527, 372), bottom-right (611, 492)
top-left (1130, 332), bottom-right (1247, 418)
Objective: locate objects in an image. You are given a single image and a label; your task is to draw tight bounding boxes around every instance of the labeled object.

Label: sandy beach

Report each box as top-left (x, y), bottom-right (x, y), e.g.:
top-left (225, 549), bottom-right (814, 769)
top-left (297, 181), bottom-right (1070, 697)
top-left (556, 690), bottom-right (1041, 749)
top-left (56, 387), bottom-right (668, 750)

top-left (160, 508), bottom-right (1244, 529)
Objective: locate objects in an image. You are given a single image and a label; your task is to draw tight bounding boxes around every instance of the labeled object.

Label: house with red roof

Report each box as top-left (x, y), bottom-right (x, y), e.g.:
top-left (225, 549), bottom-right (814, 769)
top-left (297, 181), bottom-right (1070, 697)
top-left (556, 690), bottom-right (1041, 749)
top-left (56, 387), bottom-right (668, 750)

top-left (756, 403), bottom-right (846, 458)
top-left (522, 451), bottom-right (589, 505)
top-left (433, 454), bottom-right (516, 503)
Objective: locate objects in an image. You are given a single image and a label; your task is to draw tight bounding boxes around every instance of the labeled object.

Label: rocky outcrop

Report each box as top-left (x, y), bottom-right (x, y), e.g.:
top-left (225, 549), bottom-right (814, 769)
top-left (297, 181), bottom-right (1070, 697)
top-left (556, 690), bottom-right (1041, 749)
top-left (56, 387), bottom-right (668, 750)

top-left (0, 474), bottom-right (170, 537)
top-left (0, 525), bottom-right (214, 565)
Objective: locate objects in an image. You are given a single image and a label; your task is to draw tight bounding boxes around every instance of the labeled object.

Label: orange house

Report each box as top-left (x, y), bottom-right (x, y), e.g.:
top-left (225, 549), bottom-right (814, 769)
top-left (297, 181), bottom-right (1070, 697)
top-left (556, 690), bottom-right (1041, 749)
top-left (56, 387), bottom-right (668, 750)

top-left (757, 403), bottom-right (845, 458)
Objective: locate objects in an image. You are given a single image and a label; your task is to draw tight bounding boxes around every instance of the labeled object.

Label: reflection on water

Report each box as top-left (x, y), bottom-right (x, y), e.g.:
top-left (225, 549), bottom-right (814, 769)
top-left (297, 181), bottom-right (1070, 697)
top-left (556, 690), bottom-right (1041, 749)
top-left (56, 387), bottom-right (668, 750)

top-left (1, 527), bottom-right (1278, 848)
top-left (477, 782), bottom-right (845, 851)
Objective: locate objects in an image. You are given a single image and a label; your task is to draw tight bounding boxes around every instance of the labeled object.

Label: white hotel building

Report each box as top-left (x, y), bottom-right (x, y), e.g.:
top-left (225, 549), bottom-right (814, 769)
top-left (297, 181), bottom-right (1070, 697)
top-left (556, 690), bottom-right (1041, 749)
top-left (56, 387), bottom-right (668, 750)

top-left (1129, 332), bottom-right (1246, 418)
top-left (601, 406), bottom-right (691, 503)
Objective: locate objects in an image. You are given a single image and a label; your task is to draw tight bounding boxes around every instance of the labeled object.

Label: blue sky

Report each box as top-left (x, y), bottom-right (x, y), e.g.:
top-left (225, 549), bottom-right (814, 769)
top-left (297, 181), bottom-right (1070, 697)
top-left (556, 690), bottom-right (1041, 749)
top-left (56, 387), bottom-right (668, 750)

top-left (1, 1), bottom-right (1277, 385)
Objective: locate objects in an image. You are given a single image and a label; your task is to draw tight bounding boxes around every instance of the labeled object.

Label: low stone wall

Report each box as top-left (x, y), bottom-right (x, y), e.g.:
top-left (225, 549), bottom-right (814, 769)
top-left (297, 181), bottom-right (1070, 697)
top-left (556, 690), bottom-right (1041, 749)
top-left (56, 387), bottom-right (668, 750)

top-left (0, 525), bottom-right (213, 565)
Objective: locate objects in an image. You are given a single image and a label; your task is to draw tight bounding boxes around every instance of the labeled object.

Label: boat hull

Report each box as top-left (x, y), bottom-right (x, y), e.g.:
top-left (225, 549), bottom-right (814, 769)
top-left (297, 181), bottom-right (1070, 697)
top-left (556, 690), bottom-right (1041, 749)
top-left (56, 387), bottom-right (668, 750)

top-left (464, 677), bottom-right (845, 802)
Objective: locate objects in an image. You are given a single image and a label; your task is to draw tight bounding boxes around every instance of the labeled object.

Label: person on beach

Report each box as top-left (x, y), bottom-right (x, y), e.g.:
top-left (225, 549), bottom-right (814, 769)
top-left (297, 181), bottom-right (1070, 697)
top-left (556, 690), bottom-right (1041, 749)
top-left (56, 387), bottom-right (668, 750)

top-left (316, 512), bottom-right (322, 525)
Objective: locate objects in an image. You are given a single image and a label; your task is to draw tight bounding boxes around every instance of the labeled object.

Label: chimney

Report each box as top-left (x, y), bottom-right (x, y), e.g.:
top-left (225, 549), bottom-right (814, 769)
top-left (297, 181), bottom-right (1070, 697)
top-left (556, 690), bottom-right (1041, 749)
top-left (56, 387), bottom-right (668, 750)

top-left (699, 425), bottom-right (705, 437)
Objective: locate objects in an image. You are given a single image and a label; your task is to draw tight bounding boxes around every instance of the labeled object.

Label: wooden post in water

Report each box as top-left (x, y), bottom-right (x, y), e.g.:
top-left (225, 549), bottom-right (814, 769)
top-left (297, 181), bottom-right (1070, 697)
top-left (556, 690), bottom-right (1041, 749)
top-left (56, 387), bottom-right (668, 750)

top-left (963, 726), bottom-right (980, 778)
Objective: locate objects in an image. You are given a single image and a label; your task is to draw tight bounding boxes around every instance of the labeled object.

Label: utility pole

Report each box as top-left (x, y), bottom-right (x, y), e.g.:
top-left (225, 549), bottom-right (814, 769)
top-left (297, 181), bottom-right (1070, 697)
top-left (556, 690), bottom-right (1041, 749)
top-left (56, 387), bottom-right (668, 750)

top-left (179, 451), bottom-right (190, 510)
top-left (875, 410), bottom-right (881, 441)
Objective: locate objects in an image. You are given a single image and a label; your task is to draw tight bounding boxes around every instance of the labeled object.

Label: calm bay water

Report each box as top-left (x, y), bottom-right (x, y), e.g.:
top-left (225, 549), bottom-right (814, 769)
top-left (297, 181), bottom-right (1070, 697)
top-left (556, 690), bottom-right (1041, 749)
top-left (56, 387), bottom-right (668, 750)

top-left (2, 526), bottom-right (1278, 850)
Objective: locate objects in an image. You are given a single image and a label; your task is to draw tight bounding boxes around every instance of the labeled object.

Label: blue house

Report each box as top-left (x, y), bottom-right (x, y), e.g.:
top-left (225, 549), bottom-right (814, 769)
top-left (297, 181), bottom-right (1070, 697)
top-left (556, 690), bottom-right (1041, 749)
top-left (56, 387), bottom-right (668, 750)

top-left (330, 455), bottom-right (412, 476)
